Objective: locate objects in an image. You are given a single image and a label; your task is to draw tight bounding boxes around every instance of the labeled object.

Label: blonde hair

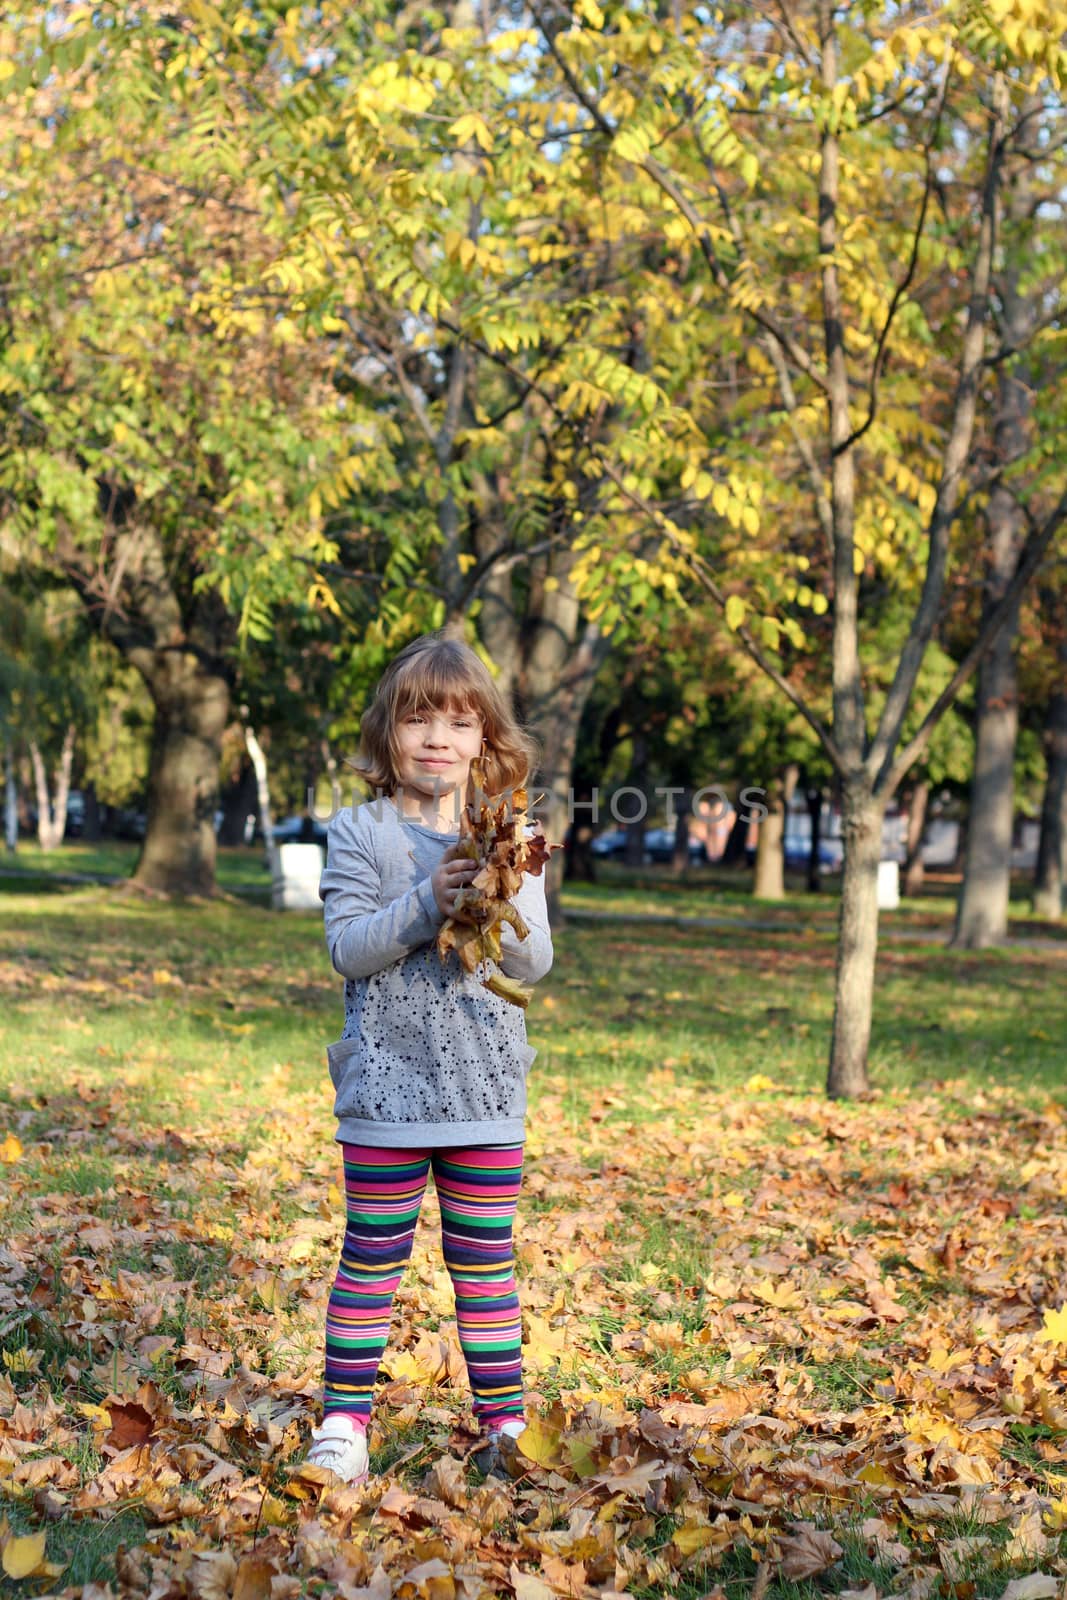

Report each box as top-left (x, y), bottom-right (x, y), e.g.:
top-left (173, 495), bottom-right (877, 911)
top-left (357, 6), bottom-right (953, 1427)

top-left (350, 632), bottom-right (540, 804)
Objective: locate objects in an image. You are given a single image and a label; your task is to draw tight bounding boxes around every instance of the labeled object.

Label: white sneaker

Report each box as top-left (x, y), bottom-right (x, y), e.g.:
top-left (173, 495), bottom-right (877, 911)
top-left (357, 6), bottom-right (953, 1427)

top-left (307, 1415), bottom-right (370, 1485)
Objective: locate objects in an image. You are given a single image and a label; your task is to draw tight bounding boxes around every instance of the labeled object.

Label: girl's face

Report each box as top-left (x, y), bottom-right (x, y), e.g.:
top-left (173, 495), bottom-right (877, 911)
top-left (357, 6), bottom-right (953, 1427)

top-left (395, 700), bottom-right (485, 804)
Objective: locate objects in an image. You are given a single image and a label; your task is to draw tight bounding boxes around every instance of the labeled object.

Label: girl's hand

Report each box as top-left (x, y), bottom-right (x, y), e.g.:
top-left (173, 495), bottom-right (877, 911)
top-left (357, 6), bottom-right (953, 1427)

top-left (431, 843), bottom-right (480, 919)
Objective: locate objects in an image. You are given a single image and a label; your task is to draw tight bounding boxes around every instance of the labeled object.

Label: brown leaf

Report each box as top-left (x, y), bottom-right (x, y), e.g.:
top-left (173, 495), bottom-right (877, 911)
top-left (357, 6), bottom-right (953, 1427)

top-left (594, 1457), bottom-right (668, 1496)
top-left (777, 1524), bottom-right (843, 1580)
top-left (103, 1400), bottom-right (154, 1452)
top-left (404, 1558), bottom-right (456, 1600)
top-left (509, 1565), bottom-right (556, 1600)
top-left (335, 1567), bottom-right (392, 1600)
top-left (189, 1549), bottom-right (238, 1600)
top-left (233, 1555), bottom-right (276, 1600)
top-left (424, 1455), bottom-right (469, 1511)
top-left (1003, 1508), bottom-right (1051, 1563)
top-left (540, 1556), bottom-right (586, 1597)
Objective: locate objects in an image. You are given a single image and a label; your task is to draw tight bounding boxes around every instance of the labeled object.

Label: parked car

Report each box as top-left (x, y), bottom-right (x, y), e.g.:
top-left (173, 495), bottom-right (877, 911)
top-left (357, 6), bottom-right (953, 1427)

top-left (64, 790), bottom-right (86, 838)
top-left (269, 814), bottom-right (329, 846)
top-left (783, 836), bottom-right (843, 873)
top-left (643, 828), bottom-right (708, 864)
top-left (590, 828), bottom-right (628, 859)
top-left (114, 808), bottom-right (147, 840)
top-left (591, 827), bottom-right (707, 864)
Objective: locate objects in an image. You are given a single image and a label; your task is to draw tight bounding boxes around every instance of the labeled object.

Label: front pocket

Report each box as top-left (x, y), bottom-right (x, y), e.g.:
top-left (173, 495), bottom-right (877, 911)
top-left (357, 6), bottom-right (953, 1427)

top-left (326, 1036), bottom-right (362, 1089)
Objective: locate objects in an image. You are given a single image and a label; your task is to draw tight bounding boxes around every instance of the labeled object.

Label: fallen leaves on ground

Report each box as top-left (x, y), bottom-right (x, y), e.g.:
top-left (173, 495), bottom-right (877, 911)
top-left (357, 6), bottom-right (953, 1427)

top-left (2, 1064), bottom-right (1067, 1594)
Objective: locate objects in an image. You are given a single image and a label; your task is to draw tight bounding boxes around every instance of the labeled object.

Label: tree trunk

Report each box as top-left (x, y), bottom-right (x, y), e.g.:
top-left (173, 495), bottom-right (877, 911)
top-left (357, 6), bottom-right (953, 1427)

top-left (671, 784), bottom-right (694, 874)
top-left (4, 737), bottom-right (17, 853)
top-left (805, 784), bottom-right (824, 893)
top-left (827, 785), bottom-right (885, 1098)
top-left (903, 777), bottom-right (930, 898)
top-left (244, 723), bottom-right (280, 879)
top-left (29, 724), bottom-right (75, 851)
top-left (519, 593), bottom-right (613, 924)
top-left (218, 757), bottom-right (258, 846)
top-left (622, 731), bottom-right (648, 866)
top-left (83, 780), bottom-right (102, 842)
top-left (952, 150), bottom-right (1032, 948)
top-left (1033, 683), bottom-right (1067, 919)
top-left (952, 602), bottom-right (1021, 947)
top-left (63, 521), bottom-right (235, 897)
top-left (563, 782), bottom-right (598, 883)
top-left (131, 657), bottom-right (230, 897)
top-left (720, 805), bottom-right (749, 866)
top-left (753, 762), bottom-right (798, 899)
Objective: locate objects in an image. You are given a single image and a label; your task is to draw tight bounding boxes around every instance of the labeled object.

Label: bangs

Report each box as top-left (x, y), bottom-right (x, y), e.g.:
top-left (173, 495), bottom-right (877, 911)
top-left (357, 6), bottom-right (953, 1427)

top-left (392, 657), bottom-right (484, 720)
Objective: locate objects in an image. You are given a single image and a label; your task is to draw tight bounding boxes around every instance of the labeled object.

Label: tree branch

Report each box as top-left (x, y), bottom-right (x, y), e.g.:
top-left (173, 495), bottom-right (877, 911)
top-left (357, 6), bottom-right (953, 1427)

top-left (865, 76), bottom-right (1008, 787)
top-left (589, 457), bottom-right (845, 769)
top-left (881, 489), bottom-right (1067, 796)
top-left (835, 57), bottom-right (952, 456)
top-left (528, 0), bottom-right (830, 395)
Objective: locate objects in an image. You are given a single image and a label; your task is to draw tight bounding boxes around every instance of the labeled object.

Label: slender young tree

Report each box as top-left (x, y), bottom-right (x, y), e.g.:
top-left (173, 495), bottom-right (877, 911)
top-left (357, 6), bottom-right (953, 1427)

top-left (515, 1), bottom-right (1067, 1094)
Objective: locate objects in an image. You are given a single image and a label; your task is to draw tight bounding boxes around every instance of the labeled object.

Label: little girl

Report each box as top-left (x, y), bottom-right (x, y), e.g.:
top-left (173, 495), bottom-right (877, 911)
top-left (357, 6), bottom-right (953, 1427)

top-left (307, 631), bottom-right (553, 1486)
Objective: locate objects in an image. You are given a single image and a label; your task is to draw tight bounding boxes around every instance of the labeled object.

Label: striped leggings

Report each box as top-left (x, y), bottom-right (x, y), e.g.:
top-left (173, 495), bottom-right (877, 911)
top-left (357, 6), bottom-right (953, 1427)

top-left (322, 1142), bottom-right (524, 1431)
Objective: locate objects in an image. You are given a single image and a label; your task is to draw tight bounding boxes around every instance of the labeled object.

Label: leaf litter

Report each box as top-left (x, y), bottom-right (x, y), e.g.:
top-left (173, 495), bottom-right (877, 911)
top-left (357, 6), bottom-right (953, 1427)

top-left (1, 1066), bottom-right (1066, 1596)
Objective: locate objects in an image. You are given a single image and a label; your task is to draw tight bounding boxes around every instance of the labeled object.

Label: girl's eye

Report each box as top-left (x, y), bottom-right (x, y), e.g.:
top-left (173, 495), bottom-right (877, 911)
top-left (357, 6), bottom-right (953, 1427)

top-left (406, 714), bottom-right (474, 726)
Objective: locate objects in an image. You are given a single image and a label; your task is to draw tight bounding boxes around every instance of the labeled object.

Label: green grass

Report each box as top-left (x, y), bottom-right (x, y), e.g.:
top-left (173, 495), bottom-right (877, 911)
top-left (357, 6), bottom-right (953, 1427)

top-left (1, 839), bottom-right (271, 893)
top-left (0, 870), bottom-right (1063, 1129)
top-left (0, 1504), bottom-right (150, 1595)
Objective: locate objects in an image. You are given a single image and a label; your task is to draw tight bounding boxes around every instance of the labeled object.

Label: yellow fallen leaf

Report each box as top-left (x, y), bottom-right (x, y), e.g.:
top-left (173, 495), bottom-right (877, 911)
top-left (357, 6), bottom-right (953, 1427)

top-left (76, 1402), bottom-right (112, 1426)
top-left (2, 1529), bottom-right (47, 1579)
top-left (1044, 1498), bottom-right (1067, 1533)
top-left (745, 1073), bottom-right (778, 1092)
top-left (0, 1133), bottom-right (22, 1163)
top-left (673, 1523), bottom-right (718, 1554)
top-left (517, 1414), bottom-right (563, 1468)
top-left (753, 1278), bottom-right (803, 1310)
top-left (2, 1349), bottom-right (42, 1374)
top-left (1036, 1304), bottom-right (1067, 1349)
top-left (564, 1436), bottom-right (598, 1476)
top-left (858, 1461), bottom-right (900, 1488)
top-left (721, 1191), bottom-right (746, 1209)
top-left (824, 1300), bottom-right (873, 1322)
top-left (523, 1311), bottom-right (567, 1369)
top-left (255, 1277), bottom-right (282, 1310)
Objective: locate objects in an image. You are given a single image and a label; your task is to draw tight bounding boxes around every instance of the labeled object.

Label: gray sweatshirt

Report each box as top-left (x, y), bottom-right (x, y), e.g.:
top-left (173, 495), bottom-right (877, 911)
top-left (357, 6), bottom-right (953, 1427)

top-left (318, 793), bottom-right (553, 1148)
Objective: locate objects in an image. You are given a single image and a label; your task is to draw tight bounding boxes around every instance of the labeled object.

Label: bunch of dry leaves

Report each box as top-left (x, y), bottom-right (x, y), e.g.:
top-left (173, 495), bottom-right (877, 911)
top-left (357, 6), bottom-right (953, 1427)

top-left (436, 759), bottom-right (559, 1010)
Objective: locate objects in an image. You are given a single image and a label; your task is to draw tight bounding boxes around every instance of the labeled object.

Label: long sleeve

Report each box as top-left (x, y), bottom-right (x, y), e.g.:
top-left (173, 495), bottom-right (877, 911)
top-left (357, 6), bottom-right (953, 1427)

top-left (498, 851), bottom-right (554, 985)
top-left (320, 811), bottom-right (445, 980)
